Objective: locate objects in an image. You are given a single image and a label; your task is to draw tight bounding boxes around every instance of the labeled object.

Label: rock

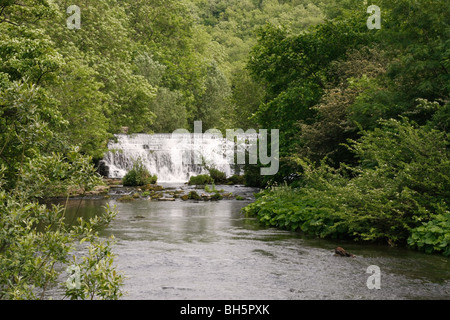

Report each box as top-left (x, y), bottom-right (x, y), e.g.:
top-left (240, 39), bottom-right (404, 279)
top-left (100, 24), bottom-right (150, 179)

top-left (85, 185), bottom-right (110, 196)
top-left (188, 191), bottom-right (201, 200)
top-left (210, 193), bottom-right (223, 201)
top-left (158, 198), bottom-right (176, 202)
top-left (143, 184), bottom-right (164, 191)
top-left (98, 160), bottom-right (110, 177)
top-left (334, 247), bottom-right (356, 258)
top-left (150, 193), bottom-right (163, 200)
top-left (118, 195), bottom-right (134, 202)
top-left (181, 195), bottom-right (189, 201)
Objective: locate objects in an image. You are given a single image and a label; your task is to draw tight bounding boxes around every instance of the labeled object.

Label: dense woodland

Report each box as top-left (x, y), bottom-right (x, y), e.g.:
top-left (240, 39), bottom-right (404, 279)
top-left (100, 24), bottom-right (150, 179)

top-left (0, 0), bottom-right (449, 299)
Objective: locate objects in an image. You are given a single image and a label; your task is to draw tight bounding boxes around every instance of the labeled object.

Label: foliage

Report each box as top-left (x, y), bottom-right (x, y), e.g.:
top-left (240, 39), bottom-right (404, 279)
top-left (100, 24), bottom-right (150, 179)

top-left (188, 174), bottom-right (213, 186)
top-left (0, 184), bottom-right (123, 299)
top-left (377, 0), bottom-right (450, 104)
top-left (0, 3), bottom-right (126, 298)
top-left (247, 12), bottom-right (375, 183)
top-left (16, 147), bottom-right (103, 199)
top-left (243, 119), bottom-right (450, 252)
top-left (187, 191), bottom-right (201, 200)
top-left (204, 184), bottom-right (218, 193)
top-left (210, 192), bottom-right (223, 201)
top-left (408, 209), bottom-right (450, 256)
top-left (298, 46), bottom-right (388, 166)
top-left (122, 162), bottom-right (157, 187)
top-left (240, 0), bottom-right (449, 256)
top-left (227, 174), bottom-right (245, 185)
top-left (64, 238), bottom-right (123, 300)
top-left (208, 168), bottom-right (227, 184)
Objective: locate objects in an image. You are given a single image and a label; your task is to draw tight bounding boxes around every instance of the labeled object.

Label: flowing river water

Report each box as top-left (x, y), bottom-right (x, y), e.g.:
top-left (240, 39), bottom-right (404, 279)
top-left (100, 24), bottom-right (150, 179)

top-left (58, 185), bottom-right (449, 300)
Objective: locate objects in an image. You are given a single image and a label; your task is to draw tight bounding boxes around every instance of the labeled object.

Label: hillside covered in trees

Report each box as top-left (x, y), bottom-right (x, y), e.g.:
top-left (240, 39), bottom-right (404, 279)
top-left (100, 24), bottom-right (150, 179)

top-left (0, 0), bottom-right (449, 300)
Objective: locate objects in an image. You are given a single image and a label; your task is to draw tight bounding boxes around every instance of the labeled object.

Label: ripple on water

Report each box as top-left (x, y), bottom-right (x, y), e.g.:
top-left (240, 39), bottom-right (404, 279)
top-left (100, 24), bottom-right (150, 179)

top-left (59, 196), bottom-right (450, 300)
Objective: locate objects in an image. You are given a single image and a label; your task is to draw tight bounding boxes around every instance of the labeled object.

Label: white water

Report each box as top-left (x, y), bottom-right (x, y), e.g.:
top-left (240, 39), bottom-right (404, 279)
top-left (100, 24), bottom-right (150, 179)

top-left (101, 134), bottom-right (239, 182)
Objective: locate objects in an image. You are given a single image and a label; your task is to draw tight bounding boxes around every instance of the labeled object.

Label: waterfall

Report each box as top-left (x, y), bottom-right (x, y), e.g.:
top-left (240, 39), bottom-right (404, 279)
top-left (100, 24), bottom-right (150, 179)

top-left (99, 133), bottom-right (239, 183)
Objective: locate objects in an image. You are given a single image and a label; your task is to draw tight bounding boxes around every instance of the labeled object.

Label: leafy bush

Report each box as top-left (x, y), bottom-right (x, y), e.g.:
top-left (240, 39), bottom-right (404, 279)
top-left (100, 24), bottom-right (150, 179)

top-left (0, 79), bottom-right (123, 299)
top-left (16, 147), bottom-right (104, 198)
top-left (122, 162), bottom-right (157, 186)
top-left (187, 191), bottom-right (201, 200)
top-left (0, 188), bottom-right (123, 300)
top-left (227, 174), bottom-right (245, 185)
top-left (208, 168), bottom-right (227, 184)
top-left (188, 174), bottom-right (213, 186)
top-left (211, 193), bottom-right (223, 201)
top-left (243, 119), bottom-right (450, 253)
top-left (408, 209), bottom-right (450, 256)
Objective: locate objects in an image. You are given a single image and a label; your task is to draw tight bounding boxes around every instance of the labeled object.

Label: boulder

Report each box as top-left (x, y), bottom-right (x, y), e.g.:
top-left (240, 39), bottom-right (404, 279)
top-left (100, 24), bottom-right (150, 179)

top-left (334, 247), bottom-right (356, 258)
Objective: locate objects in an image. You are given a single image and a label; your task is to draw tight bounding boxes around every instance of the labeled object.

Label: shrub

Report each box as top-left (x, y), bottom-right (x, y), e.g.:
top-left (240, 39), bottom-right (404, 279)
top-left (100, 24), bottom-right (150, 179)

top-left (188, 174), bottom-right (213, 186)
top-left (243, 164), bottom-right (266, 188)
top-left (211, 193), bottom-right (223, 201)
top-left (408, 209), bottom-right (450, 256)
top-left (242, 119), bottom-right (450, 253)
top-left (208, 168), bottom-right (227, 184)
top-left (187, 191), bottom-right (201, 200)
top-left (0, 190), bottom-right (123, 300)
top-left (227, 174), bottom-right (245, 185)
top-left (122, 162), bottom-right (157, 186)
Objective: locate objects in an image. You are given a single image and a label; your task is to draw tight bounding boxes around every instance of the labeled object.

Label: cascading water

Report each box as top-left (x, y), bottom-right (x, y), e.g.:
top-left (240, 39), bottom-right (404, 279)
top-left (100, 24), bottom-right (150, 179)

top-left (99, 133), bottom-right (240, 183)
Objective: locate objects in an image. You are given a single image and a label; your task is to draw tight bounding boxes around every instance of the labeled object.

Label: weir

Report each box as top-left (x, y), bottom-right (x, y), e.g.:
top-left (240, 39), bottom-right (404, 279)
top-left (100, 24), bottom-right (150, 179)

top-left (99, 133), bottom-right (241, 182)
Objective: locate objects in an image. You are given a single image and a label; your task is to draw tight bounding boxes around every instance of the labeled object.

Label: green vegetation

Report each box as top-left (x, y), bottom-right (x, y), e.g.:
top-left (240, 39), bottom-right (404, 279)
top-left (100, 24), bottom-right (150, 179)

top-left (117, 195), bottom-right (135, 202)
top-left (187, 191), bottom-right (202, 200)
top-left (0, 0), bottom-right (448, 301)
top-left (188, 174), bottom-right (214, 186)
top-left (122, 162), bottom-right (157, 187)
top-left (208, 168), bottom-right (227, 184)
top-left (204, 184), bottom-right (218, 193)
top-left (242, 0), bottom-right (450, 255)
top-left (190, 169), bottom-right (245, 186)
top-left (211, 193), bottom-right (224, 201)
top-left (243, 119), bottom-right (450, 248)
top-left (227, 175), bottom-right (245, 185)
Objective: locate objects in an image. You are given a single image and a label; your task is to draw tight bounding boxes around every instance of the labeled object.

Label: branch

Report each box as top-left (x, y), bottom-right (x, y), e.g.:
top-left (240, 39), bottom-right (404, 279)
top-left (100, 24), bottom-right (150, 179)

top-left (0, 16), bottom-right (20, 26)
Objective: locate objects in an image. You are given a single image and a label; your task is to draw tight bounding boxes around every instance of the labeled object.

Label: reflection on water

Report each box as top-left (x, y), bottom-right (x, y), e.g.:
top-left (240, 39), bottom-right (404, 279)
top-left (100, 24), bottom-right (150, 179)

top-left (60, 196), bottom-right (450, 300)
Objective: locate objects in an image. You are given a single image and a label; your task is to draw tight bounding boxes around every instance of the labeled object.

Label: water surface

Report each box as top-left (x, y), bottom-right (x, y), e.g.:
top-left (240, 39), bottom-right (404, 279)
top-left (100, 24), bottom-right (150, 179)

top-left (62, 191), bottom-right (450, 300)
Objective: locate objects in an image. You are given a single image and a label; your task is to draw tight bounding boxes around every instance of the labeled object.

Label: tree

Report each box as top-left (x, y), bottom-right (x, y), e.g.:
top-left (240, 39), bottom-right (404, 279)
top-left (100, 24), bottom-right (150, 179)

top-left (298, 46), bottom-right (388, 166)
top-left (0, 1), bottom-right (123, 299)
top-left (197, 60), bottom-right (232, 131)
top-left (377, 0), bottom-right (450, 104)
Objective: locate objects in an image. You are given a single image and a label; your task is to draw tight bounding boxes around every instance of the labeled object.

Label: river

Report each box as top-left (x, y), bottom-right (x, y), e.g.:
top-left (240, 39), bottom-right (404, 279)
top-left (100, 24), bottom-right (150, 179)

top-left (59, 185), bottom-right (449, 300)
